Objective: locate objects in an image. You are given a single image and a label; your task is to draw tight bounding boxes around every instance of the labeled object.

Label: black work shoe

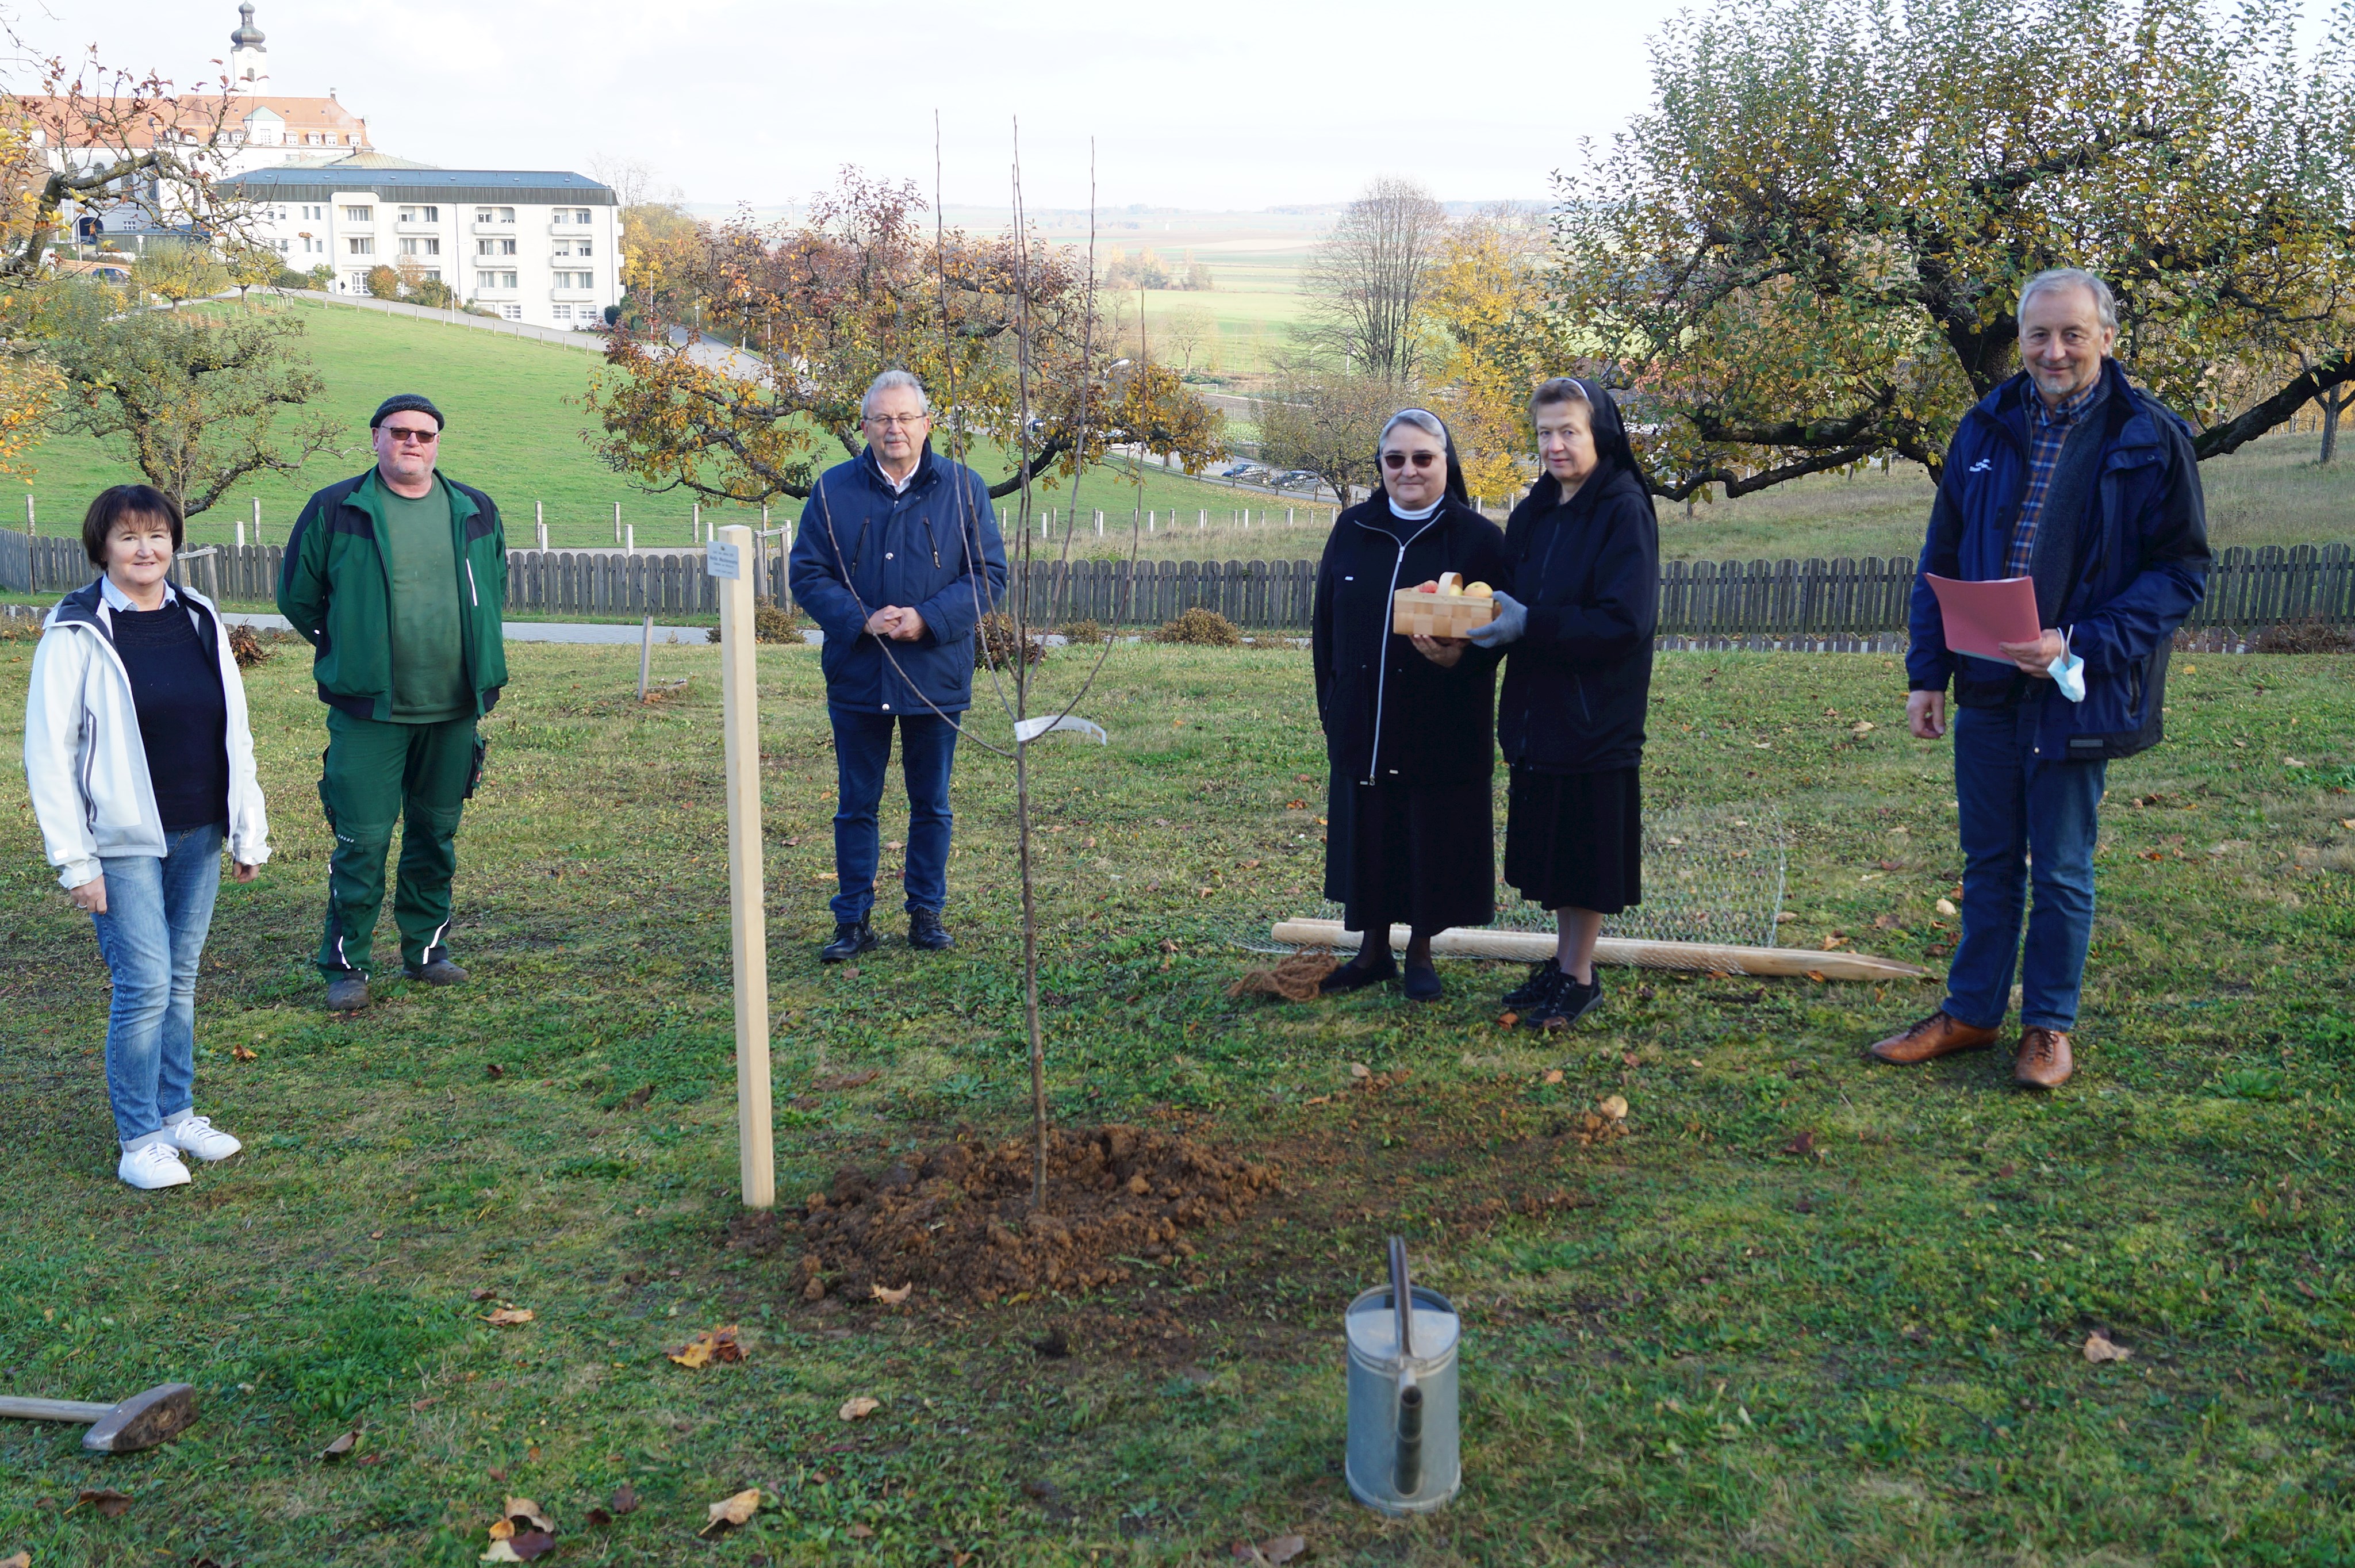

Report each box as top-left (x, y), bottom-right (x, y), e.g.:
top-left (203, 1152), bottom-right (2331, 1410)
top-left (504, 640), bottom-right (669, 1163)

top-left (908, 908), bottom-right (954, 950)
top-left (1320, 952), bottom-right (1397, 994)
top-left (324, 973), bottom-right (370, 1011)
top-left (1503, 956), bottom-right (1563, 1007)
top-left (1402, 964), bottom-right (1443, 1003)
top-left (821, 920), bottom-right (877, 963)
top-left (1526, 971), bottom-right (1606, 1030)
top-left (403, 959), bottom-right (469, 986)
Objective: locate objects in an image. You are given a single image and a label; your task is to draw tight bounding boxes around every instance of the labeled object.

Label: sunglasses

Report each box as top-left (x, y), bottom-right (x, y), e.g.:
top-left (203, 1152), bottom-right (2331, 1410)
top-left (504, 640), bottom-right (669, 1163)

top-left (382, 426), bottom-right (439, 444)
top-left (1381, 451), bottom-right (1440, 471)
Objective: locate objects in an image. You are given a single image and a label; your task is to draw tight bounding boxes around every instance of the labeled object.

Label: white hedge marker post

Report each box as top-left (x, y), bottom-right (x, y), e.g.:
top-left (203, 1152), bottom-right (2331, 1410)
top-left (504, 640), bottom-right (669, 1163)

top-left (709, 523), bottom-right (773, 1209)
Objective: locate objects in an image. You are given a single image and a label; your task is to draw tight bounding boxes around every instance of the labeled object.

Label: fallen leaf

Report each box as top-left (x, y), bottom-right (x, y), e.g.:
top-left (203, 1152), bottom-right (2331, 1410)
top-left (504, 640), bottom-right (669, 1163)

top-left (839, 1396), bottom-right (881, 1420)
top-left (1541, 1069), bottom-right (1563, 1084)
top-left (503, 1498), bottom-right (554, 1532)
top-left (1782, 1129), bottom-right (1817, 1157)
top-left (847, 1524), bottom-right (876, 1539)
top-left (1598, 1095), bottom-right (1629, 1121)
top-left (608, 1482), bottom-right (640, 1516)
top-left (1851, 720), bottom-right (1877, 735)
top-left (584, 1506), bottom-right (612, 1527)
top-left (871, 1282), bottom-right (913, 1306)
top-left (469, 1287), bottom-right (498, 1301)
top-left (483, 1307), bottom-right (535, 1327)
top-left (1, 1554), bottom-right (26, 1568)
top-left (1805, 970), bottom-right (1828, 983)
top-left (1497, 1011), bottom-right (1519, 1028)
top-left (1871, 913), bottom-right (1900, 929)
top-left (229, 1042), bottom-right (258, 1061)
top-left (1935, 898), bottom-right (1958, 917)
top-left (2082, 1330), bottom-right (2132, 1364)
top-left (77, 1488), bottom-right (133, 1518)
top-left (815, 1069), bottom-right (881, 1091)
top-left (1263, 1534), bottom-right (1309, 1565)
top-left (480, 1543), bottom-right (524, 1564)
top-left (321, 1429), bottom-right (358, 1460)
top-left (505, 1532), bottom-right (555, 1562)
top-left (1348, 1062), bottom-right (1370, 1079)
top-left (700, 1488), bottom-right (761, 1536)
top-left (1877, 858), bottom-right (1905, 872)
top-left (1302, 1093), bottom-right (1331, 1105)
top-left (617, 1083), bottom-right (654, 1111)
top-left (1030, 1327), bottom-right (1071, 1359)
top-left (485, 1063), bottom-right (504, 1080)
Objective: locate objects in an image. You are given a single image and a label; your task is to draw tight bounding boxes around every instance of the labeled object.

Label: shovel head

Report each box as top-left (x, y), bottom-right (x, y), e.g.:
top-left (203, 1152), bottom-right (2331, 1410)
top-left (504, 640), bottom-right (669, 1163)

top-left (86, 1383), bottom-right (198, 1453)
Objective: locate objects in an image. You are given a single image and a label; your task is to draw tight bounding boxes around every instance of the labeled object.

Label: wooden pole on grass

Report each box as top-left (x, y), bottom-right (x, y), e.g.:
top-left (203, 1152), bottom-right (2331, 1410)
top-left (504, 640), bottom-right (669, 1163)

top-left (711, 524), bottom-right (774, 1209)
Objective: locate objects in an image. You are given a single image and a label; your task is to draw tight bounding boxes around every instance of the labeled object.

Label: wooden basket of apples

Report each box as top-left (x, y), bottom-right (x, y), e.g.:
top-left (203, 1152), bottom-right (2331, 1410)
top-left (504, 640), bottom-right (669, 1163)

top-left (1392, 572), bottom-right (1497, 638)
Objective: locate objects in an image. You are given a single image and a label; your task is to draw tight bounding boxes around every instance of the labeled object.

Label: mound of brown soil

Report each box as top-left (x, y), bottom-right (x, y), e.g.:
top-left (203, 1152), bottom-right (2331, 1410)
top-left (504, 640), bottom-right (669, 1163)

top-left (788, 1125), bottom-right (1277, 1306)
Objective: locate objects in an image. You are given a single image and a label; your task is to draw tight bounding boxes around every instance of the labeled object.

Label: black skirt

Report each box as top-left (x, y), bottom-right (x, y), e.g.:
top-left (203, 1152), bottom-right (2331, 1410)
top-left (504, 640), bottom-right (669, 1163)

top-left (1322, 769), bottom-right (1494, 937)
top-left (1505, 765), bottom-right (1642, 914)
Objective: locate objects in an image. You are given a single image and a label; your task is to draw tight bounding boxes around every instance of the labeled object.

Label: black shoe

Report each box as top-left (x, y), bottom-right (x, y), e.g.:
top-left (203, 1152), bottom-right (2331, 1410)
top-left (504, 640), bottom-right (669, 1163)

top-left (1320, 952), bottom-right (1397, 994)
top-left (821, 921), bottom-right (877, 963)
top-left (402, 958), bottom-right (469, 986)
top-left (1503, 956), bottom-right (1563, 1008)
top-left (323, 972), bottom-right (370, 1011)
top-left (908, 908), bottom-right (954, 950)
top-left (1526, 970), bottom-right (1606, 1030)
top-left (1402, 964), bottom-right (1443, 1003)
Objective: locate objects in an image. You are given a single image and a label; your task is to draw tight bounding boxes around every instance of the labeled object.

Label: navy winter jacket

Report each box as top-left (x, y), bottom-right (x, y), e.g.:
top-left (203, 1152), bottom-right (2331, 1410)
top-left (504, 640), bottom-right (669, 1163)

top-left (1496, 391), bottom-right (1660, 775)
top-left (1906, 361), bottom-right (2210, 762)
top-left (788, 444), bottom-right (1009, 716)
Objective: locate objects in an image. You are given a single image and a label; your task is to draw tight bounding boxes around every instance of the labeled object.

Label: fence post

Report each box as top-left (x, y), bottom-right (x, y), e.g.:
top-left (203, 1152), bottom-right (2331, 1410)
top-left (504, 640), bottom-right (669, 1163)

top-left (252, 496), bottom-right (262, 547)
top-left (23, 494), bottom-right (32, 535)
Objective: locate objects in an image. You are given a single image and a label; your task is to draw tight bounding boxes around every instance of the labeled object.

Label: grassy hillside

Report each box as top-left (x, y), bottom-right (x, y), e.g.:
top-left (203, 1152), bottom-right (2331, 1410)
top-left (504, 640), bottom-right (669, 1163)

top-left (18, 297), bottom-right (2350, 566)
top-left (15, 299), bottom-right (1259, 550)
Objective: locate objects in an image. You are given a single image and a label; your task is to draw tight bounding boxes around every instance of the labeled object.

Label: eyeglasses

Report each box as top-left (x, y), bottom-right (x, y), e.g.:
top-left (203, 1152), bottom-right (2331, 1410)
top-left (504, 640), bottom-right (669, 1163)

top-left (382, 426), bottom-right (439, 444)
top-left (1380, 450), bottom-right (1440, 470)
top-left (863, 412), bottom-right (929, 429)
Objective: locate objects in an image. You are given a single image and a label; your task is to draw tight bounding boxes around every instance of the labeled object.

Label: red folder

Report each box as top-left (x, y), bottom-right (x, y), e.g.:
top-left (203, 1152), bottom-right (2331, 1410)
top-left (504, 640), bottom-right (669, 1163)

top-left (1925, 574), bottom-right (2040, 663)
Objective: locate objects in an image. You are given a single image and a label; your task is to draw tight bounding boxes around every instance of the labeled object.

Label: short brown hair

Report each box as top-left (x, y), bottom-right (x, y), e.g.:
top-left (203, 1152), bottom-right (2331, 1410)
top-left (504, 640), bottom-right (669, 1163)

top-left (82, 485), bottom-right (183, 566)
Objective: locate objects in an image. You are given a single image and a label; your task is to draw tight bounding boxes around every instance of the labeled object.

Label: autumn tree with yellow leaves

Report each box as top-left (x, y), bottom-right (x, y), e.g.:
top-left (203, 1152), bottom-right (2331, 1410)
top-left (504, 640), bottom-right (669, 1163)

top-left (1554, 0), bottom-right (2355, 498)
top-left (585, 170), bottom-right (1222, 503)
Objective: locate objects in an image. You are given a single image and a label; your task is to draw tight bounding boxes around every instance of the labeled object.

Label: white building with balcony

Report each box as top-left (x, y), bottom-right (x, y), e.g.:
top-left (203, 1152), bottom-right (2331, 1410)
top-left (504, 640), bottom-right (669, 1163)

top-left (220, 167), bottom-right (622, 328)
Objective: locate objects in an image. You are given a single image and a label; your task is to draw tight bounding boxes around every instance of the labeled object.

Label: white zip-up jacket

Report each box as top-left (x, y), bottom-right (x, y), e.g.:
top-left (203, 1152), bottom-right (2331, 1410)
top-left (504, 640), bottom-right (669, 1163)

top-left (24, 576), bottom-right (270, 890)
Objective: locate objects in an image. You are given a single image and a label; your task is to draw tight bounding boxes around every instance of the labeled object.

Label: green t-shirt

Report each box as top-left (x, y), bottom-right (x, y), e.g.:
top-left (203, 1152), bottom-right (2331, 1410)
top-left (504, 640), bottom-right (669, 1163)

top-left (377, 480), bottom-right (471, 723)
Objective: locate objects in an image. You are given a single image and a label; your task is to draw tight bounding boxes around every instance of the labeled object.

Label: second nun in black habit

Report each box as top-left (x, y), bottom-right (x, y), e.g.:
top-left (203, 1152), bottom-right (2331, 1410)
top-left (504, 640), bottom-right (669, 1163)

top-left (1310, 408), bottom-right (1513, 1002)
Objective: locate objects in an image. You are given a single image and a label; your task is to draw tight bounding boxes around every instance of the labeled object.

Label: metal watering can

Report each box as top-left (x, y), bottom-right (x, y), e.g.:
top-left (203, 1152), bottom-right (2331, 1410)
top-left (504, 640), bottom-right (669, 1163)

top-left (1344, 1237), bottom-right (1461, 1514)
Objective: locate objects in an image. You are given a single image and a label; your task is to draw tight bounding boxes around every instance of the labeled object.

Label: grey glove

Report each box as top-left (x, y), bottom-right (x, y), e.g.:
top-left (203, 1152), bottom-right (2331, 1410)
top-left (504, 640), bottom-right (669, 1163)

top-left (1464, 590), bottom-right (1526, 647)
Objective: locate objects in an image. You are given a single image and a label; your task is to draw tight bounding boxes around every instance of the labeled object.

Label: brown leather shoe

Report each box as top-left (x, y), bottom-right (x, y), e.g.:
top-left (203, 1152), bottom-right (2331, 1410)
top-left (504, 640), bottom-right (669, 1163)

top-left (1867, 1010), bottom-right (2000, 1065)
top-left (2013, 1027), bottom-right (2074, 1088)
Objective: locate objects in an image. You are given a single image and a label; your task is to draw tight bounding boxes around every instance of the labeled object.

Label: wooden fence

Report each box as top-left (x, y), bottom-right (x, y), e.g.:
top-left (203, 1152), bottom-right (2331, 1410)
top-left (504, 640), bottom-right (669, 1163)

top-left (2, 531), bottom-right (2348, 638)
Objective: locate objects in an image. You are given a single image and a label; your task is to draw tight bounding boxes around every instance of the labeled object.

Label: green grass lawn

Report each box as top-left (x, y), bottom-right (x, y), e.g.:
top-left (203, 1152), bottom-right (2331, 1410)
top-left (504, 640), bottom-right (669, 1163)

top-left (2, 632), bottom-right (2351, 1564)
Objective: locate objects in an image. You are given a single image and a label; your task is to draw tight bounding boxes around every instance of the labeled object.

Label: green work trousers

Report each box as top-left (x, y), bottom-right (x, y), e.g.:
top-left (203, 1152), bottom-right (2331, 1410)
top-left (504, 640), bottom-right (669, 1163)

top-left (314, 708), bottom-right (478, 976)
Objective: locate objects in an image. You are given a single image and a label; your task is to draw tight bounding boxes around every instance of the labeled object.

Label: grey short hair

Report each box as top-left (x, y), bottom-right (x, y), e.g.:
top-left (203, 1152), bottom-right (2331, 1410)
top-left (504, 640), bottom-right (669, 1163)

top-left (1528, 376), bottom-right (1591, 421)
top-left (861, 369), bottom-right (930, 419)
top-left (1378, 407), bottom-right (1447, 450)
top-left (2018, 269), bottom-right (2118, 332)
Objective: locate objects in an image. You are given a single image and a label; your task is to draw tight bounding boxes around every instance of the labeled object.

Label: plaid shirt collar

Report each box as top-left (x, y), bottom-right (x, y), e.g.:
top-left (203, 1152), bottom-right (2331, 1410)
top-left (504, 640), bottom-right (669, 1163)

top-left (2030, 374), bottom-right (2104, 431)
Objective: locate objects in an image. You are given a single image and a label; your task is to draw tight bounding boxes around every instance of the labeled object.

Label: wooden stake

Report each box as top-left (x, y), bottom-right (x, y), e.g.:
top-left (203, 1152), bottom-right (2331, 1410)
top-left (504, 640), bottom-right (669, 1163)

top-left (713, 524), bottom-right (773, 1209)
top-left (1268, 918), bottom-right (1929, 982)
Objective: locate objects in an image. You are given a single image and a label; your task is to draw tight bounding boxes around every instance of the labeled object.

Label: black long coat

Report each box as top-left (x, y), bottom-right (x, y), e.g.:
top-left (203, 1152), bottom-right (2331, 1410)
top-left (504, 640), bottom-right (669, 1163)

top-left (1496, 451), bottom-right (1659, 772)
top-left (1311, 499), bottom-right (1513, 785)
top-left (1313, 499), bottom-right (1513, 927)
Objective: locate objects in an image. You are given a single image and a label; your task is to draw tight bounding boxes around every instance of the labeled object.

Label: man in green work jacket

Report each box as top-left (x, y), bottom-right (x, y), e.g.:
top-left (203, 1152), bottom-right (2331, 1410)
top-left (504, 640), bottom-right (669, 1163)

top-left (278, 393), bottom-right (508, 1011)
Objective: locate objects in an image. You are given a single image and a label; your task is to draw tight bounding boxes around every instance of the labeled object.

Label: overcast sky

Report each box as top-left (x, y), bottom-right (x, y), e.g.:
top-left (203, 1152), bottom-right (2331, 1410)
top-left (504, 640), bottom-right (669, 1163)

top-left (21, 0), bottom-right (1694, 211)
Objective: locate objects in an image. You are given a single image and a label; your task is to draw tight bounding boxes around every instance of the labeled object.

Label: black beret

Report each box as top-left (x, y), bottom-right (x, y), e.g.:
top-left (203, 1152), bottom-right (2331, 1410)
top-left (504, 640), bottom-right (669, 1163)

top-left (370, 393), bottom-right (446, 430)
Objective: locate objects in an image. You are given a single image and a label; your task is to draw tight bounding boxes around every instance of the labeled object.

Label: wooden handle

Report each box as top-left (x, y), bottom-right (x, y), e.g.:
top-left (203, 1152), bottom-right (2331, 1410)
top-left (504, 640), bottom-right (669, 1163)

top-left (0, 1396), bottom-right (110, 1423)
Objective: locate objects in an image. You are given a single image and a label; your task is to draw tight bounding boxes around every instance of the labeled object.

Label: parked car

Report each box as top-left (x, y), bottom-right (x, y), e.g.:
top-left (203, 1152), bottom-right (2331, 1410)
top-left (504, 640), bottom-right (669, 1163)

top-left (1275, 470), bottom-right (1322, 492)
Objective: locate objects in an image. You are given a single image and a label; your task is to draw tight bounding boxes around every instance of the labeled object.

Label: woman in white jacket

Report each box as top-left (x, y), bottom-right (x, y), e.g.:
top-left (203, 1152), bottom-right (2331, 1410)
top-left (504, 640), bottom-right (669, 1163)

top-left (24, 486), bottom-right (270, 1190)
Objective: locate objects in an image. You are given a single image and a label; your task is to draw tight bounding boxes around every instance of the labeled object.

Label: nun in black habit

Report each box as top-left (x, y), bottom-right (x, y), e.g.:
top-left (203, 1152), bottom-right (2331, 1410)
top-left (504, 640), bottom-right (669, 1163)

top-left (1310, 408), bottom-right (1513, 1002)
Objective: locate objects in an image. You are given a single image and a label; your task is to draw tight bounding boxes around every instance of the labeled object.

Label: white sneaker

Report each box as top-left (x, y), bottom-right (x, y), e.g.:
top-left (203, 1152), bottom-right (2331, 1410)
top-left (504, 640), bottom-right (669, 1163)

top-left (166, 1115), bottom-right (243, 1163)
top-left (118, 1143), bottom-right (192, 1190)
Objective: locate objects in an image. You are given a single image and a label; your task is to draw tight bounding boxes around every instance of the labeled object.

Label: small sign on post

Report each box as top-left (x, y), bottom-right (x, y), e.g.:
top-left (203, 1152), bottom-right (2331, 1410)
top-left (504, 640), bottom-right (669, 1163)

top-left (710, 524), bottom-right (772, 1209)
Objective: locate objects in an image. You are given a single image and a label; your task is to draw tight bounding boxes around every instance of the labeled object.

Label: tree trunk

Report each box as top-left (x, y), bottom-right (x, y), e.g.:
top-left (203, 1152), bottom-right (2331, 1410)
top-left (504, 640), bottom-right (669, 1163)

top-left (2320, 386), bottom-right (2348, 466)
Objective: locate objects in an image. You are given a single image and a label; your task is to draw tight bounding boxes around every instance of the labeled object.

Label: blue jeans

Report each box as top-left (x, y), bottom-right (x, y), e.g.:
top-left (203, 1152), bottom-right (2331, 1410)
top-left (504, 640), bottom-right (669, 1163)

top-left (1944, 700), bottom-right (2107, 1033)
top-left (90, 822), bottom-right (224, 1149)
top-left (829, 708), bottom-right (958, 924)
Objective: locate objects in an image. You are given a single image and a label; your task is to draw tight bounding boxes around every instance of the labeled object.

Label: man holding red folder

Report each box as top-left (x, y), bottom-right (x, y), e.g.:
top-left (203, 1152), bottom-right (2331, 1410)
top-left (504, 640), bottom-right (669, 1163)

top-left (1870, 268), bottom-right (2210, 1088)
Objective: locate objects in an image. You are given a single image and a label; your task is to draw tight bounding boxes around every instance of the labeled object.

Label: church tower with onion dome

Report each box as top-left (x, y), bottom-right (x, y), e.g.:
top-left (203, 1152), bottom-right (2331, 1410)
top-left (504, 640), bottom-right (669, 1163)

top-left (228, 3), bottom-right (268, 94)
